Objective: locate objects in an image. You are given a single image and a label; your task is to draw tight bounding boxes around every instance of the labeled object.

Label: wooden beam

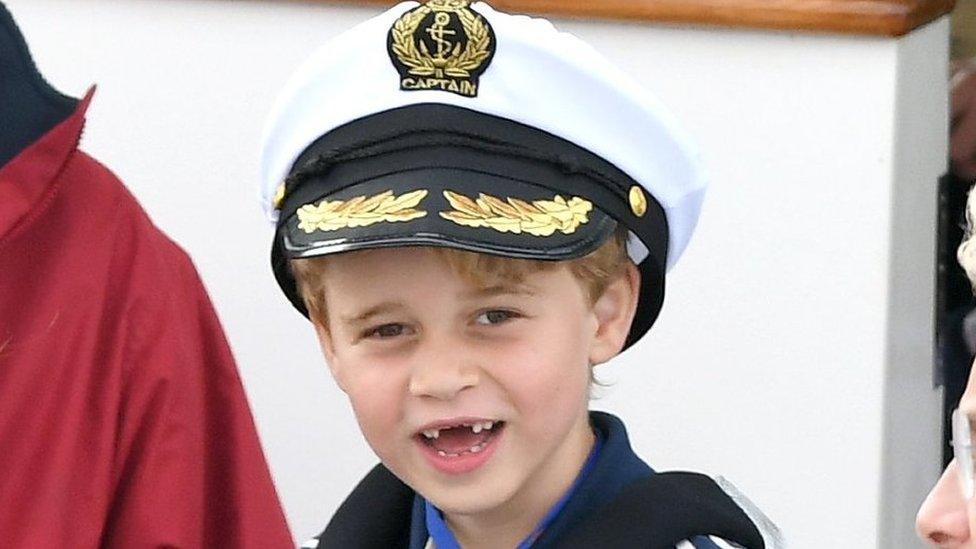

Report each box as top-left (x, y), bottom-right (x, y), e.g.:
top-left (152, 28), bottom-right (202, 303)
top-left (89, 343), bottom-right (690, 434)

top-left (333, 0), bottom-right (955, 37)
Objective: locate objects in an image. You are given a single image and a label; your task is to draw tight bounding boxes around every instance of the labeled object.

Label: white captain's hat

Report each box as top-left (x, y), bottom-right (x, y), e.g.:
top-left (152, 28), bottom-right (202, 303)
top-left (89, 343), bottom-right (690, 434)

top-left (260, 0), bottom-right (706, 348)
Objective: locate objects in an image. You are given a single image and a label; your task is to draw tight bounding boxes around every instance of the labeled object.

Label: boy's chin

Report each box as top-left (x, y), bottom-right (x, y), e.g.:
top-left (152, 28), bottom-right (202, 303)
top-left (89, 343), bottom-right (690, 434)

top-left (420, 477), bottom-right (523, 517)
top-left (390, 455), bottom-right (524, 516)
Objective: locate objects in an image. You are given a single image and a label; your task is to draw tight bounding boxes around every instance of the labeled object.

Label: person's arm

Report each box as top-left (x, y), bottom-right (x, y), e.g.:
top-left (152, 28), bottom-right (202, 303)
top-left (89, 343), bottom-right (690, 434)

top-left (99, 213), bottom-right (293, 548)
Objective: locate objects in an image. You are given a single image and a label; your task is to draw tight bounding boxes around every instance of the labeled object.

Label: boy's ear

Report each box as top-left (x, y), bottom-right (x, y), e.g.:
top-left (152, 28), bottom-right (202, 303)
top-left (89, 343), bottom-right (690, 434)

top-left (313, 320), bottom-right (347, 393)
top-left (589, 262), bottom-right (641, 365)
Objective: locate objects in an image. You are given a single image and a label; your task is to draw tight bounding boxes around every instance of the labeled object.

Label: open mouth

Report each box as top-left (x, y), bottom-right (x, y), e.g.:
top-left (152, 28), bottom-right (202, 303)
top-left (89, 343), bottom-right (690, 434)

top-left (416, 420), bottom-right (506, 458)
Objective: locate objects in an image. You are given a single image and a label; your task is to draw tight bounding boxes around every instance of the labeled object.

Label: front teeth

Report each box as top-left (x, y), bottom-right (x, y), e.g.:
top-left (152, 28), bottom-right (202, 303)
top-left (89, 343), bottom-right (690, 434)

top-left (421, 421), bottom-right (496, 439)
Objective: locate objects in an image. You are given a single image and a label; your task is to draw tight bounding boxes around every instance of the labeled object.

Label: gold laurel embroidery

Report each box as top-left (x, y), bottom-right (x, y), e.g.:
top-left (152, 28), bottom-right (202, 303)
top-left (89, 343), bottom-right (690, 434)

top-left (444, 8), bottom-right (491, 77)
top-left (296, 190), bottom-right (428, 233)
top-left (391, 6), bottom-right (436, 77)
top-left (440, 190), bottom-right (593, 237)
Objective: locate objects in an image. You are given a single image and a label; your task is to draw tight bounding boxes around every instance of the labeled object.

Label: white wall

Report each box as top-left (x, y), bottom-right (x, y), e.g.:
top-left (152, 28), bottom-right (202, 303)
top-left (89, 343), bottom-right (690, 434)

top-left (4, 1), bottom-right (949, 546)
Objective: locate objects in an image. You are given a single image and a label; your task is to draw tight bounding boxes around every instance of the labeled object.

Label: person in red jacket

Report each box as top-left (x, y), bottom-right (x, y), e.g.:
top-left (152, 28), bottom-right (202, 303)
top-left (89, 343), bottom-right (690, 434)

top-left (0, 87), bottom-right (294, 548)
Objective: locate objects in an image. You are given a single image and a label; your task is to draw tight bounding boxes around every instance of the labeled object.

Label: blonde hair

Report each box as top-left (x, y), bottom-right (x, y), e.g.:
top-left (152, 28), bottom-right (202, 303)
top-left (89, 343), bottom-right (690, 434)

top-left (290, 226), bottom-right (632, 329)
top-left (961, 188), bottom-right (976, 285)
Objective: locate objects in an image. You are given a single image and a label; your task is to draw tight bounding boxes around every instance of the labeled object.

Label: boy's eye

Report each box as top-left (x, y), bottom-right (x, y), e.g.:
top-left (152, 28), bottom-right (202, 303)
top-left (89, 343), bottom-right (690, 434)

top-left (475, 310), bottom-right (520, 326)
top-left (364, 323), bottom-right (407, 339)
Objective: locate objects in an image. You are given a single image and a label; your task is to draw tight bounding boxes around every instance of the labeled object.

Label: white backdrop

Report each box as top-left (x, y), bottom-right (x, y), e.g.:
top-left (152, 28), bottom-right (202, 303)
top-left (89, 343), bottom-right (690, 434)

top-left (4, 1), bottom-right (950, 546)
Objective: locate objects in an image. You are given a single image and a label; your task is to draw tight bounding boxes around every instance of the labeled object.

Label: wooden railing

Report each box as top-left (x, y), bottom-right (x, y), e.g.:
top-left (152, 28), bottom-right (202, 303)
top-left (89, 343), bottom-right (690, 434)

top-left (334, 0), bottom-right (954, 36)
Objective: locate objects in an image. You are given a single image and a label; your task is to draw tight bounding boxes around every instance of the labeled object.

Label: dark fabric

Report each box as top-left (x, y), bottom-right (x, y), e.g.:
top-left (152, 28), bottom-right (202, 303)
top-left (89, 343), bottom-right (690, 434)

top-left (319, 412), bottom-right (764, 548)
top-left (0, 3), bottom-right (77, 169)
top-left (939, 172), bottom-right (974, 328)
top-left (939, 171), bottom-right (976, 466)
top-left (317, 465), bottom-right (415, 549)
top-left (0, 90), bottom-right (293, 548)
top-left (557, 473), bottom-right (764, 549)
top-left (942, 305), bottom-right (974, 468)
top-left (409, 495), bottom-right (429, 549)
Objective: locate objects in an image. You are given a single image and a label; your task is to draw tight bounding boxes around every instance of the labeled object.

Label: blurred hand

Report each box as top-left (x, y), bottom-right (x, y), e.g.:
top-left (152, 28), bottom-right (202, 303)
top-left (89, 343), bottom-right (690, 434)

top-left (953, 61), bottom-right (976, 181)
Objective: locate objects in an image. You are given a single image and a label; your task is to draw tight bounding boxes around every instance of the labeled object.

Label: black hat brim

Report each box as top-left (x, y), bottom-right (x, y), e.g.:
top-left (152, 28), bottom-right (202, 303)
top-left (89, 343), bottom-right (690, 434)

top-left (282, 167), bottom-right (617, 262)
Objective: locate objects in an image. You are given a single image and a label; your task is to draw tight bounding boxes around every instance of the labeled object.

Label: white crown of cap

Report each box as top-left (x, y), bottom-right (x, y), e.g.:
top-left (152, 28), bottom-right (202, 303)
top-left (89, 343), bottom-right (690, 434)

top-left (259, 1), bottom-right (706, 270)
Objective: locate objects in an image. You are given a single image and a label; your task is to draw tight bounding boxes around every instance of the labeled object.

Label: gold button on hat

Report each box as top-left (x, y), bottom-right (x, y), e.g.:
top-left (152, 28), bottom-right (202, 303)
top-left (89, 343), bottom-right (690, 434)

top-left (629, 186), bottom-right (647, 217)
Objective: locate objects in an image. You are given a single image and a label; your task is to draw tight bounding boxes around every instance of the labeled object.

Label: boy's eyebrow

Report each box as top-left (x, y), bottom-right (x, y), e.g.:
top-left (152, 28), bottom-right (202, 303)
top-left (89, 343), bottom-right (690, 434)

top-left (340, 302), bottom-right (407, 325)
top-left (339, 285), bottom-right (536, 325)
top-left (463, 284), bottom-right (537, 299)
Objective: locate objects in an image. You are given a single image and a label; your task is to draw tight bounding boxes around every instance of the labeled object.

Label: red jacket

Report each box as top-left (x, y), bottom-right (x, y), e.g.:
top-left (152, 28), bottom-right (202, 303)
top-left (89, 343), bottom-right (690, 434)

top-left (0, 88), bottom-right (294, 548)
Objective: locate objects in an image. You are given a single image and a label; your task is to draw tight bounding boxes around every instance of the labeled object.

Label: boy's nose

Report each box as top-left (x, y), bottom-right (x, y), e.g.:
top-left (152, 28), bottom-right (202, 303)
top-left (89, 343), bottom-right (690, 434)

top-left (917, 460), bottom-right (972, 547)
top-left (407, 338), bottom-right (479, 400)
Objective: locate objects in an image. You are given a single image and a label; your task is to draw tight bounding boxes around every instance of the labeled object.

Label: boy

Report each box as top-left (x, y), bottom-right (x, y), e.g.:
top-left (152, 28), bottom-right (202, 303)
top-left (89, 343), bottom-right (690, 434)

top-left (261, 1), bottom-right (783, 547)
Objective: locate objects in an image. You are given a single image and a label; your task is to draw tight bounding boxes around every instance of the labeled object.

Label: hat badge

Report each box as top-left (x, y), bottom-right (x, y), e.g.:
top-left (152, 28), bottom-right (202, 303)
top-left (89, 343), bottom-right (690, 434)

top-left (388, 0), bottom-right (496, 98)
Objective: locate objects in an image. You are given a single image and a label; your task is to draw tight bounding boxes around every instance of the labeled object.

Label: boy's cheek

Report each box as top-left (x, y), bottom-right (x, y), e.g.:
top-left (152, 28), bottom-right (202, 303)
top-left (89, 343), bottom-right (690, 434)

top-left (344, 373), bottom-right (408, 427)
top-left (345, 392), bottom-right (401, 453)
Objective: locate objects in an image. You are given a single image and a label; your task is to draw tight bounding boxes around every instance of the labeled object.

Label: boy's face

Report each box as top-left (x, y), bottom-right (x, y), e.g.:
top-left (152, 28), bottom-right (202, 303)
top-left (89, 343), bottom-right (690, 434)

top-left (312, 246), bottom-right (637, 516)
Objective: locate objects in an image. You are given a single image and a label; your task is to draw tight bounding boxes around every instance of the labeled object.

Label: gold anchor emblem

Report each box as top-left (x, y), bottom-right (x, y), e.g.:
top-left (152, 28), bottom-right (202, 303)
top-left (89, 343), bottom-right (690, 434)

top-left (423, 12), bottom-right (459, 74)
top-left (388, 0), bottom-right (495, 98)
